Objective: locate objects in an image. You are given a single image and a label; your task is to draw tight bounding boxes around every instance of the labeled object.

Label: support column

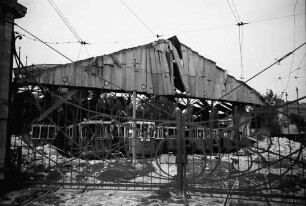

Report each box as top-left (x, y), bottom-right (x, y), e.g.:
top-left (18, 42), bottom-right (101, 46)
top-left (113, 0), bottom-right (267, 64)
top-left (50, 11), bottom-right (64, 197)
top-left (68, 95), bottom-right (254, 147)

top-left (176, 109), bottom-right (185, 195)
top-left (132, 90), bottom-right (137, 163)
top-left (233, 103), bottom-right (249, 142)
top-left (0, 0), bottom-right (26, 180)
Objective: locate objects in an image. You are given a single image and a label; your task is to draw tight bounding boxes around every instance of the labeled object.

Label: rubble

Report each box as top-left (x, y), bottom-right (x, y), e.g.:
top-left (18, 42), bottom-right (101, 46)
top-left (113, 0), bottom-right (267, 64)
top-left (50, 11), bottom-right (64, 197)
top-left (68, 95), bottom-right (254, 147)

top-left (254, 137), bottom-right (306, 161)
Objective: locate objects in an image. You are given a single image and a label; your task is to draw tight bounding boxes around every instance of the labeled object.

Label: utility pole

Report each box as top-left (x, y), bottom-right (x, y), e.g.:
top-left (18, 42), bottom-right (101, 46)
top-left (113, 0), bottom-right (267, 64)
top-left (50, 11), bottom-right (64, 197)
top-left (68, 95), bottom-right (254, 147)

top-left (296, 87), bottom-right (301, 135)
top-left (285, 92), bottom-right (289, 134)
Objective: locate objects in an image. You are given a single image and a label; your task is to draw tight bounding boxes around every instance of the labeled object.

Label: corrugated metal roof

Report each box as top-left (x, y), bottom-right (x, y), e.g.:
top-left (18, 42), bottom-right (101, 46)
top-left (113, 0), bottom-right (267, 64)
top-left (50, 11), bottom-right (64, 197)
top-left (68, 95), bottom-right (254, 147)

top-left (19, 37), bottom-right (265, 105)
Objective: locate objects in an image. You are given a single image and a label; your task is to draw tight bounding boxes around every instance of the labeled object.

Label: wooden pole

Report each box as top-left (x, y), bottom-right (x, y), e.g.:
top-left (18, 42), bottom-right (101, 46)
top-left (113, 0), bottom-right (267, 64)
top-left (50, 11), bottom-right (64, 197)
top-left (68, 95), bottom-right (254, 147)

top-left (132, 90), bottom-right (137, 163)
top-left (296, 88), bottom-right (301, 135)
top-left (286, 92), bottom-right (289, 134)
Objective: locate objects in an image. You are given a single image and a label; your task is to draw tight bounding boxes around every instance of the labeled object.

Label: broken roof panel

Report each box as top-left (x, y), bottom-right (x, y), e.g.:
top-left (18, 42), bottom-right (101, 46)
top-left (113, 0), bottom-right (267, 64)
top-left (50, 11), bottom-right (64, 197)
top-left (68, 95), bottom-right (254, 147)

top-left (19, 37), bottom-right (265, 105)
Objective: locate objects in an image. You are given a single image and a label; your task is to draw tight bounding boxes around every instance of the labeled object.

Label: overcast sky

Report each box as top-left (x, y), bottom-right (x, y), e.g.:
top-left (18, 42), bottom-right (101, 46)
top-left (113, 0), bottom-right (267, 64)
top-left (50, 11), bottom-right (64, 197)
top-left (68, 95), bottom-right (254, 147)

top-left (15, 0), bottom-right (306, 102)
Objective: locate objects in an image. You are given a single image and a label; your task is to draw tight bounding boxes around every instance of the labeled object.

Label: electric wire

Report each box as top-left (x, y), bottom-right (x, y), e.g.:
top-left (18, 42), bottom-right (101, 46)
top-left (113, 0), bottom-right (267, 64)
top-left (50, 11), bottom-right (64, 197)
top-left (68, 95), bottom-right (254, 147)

top-left (47, 0), bottom-right (89, 60)
top-left (248, 13), bottom-right (304, 24)
top-left (231, 0), bottom-right (241, 22)
top-left (15, 31), bottom-right (78, 44)
top-left (13, 12), bottom-right (305, 48)
top-left (13, 19), bottom-right (306, 100)
top-left (226, 0), bottom-right (245, 80)
top-left (13, 22), bottom-right (175, 118)
top-left (14, 23), bottom-right (74, 62)
top-left (47, 0), bottom-right (83, 43)
top-left (226, 0), bottom-right (240, 23)
top-left (295, 53), bottom-right (306, 79)
top-left (238, 25), bottom-right (244, 79)
top-left (172, 13), bottom-right (305, 36)
top-left (192, 41), bottom-right (306, 116)
top-left (11, 19), bottom-right (306, 126)
top-left (119, 0), bottom-right (158, 38)
top-left (284, 0), bottom-right (299, 93)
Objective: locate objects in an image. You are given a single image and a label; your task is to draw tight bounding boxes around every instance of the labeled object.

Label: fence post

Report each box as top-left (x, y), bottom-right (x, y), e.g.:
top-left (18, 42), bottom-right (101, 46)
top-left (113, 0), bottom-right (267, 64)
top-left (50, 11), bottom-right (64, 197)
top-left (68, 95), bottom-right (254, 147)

top-left (176, 110), bottom-right (186, 195)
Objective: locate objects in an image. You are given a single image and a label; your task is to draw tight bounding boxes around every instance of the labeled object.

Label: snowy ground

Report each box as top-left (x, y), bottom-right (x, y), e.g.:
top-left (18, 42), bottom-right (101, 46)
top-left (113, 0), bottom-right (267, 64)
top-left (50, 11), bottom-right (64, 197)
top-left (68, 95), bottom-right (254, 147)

top-left (1, 136), bottom-right (305, 205)
top-left (0, 188), bottom-right (227, 205)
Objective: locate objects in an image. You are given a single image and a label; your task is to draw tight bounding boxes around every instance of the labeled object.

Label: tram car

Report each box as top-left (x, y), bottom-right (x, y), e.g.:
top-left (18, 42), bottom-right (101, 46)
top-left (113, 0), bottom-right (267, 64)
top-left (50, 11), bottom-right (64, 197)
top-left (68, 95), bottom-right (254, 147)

top-left (155, 119), bottom-right (237, 154)
top-left (124, 121), bottom-right (156, 156)
top-left (29, 118), bottom-right (242, 157)
top-left (62, 120), bottom-right (128, 157)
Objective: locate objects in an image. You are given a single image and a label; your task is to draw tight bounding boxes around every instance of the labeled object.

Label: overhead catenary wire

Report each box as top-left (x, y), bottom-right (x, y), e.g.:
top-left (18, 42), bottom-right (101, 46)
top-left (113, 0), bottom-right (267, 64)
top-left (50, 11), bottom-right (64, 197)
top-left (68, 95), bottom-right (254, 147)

top-left (14, 12), bottom-right (305, 49)
top-left (47, 0), bottom-right (80, 42)
top-left (14, 20), bottom-right (306, 99)
top-left (47, 0), bottom-right (88, 45)
top-left (15, 31), bottom-right (79, 45)
top-left (226, 0), bottom-right (240, 23)
top-left (226, 0), bottom-right (245, 80)
top-left (238, 25), bottom-right (244, 80)
top-left (171, 13), bottom-right (305, 35)
top-left (11, 18), bottom-right (306, 120)
top-left (192, 41), bottom-right (306, 116)
top-left (248, 13), bottom-right (305, 24)
top-left (13, 22), bottom-right (175, 118)
top-left (230, 0), bottom-right (241, 22)
top-left (283, 0), bottom-right (300, 94)
top-left (119, 0), bottom-right (159, 39)
top-left (14, 23), bottom-right (74, 63)
top-left (294, 53), bottom-right (306, 79)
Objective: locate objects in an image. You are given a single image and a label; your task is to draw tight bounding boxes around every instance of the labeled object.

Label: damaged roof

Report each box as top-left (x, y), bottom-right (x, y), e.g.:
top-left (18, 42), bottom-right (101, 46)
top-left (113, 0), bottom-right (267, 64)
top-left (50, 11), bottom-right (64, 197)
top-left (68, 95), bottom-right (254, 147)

top-left (17, 36), bottom-right (265, 105)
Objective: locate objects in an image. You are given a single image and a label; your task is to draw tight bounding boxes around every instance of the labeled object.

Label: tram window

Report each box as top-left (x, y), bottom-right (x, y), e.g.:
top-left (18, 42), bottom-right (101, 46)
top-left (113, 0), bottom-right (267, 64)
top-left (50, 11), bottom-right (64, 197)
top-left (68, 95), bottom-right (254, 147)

top-left (136, 123), bottom-right (141, 137)
top-left (124, 126), bottom-right (129, 138)
top-left (228, 131), bottom-right (232, 139)
top-left (40, 126), bottom-right (48, 139)
top-left (198, 130), bottom-right (203, 139)
top-left (82, 125), bottom-right (95, 139)
top-left (32, 126), bottom-right (40, 139)
top-left (157, 128), bottom-right (163, 139)
top-left (93, 125), bottom-right (103, 139)
top-left (67, 127), bottom-right (72, 138)
top-left (31, 124), bottom-right (56, 139)
top-left (185, 130), bottom-right (190, 138)
top-left (70, 127), bottom-right (74, 138)
top-left (118, 126), bottom-right (123, 136)
top-left (168, 128), bottom-right (174, 136)
top-left (143, 124), bottom-right (148, 133)
top-left (168, 128), bottom-right (175, 139)
top-left (148, 126), bottom-right (154, 138)
top-left (48, 126), bottom-right (56, 139)
top-left (81, 127), bottom-right (86, 139)
top-left (105, 125), bottom-right (113, 139)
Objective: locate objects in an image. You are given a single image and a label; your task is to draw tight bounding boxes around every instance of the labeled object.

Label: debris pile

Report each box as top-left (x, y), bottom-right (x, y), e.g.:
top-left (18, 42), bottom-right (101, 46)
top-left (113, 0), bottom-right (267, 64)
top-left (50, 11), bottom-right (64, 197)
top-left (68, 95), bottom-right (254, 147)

top-left (11, 136), bottom-right (69, 170)
top-left (254, 137), bottom-right (306, 161)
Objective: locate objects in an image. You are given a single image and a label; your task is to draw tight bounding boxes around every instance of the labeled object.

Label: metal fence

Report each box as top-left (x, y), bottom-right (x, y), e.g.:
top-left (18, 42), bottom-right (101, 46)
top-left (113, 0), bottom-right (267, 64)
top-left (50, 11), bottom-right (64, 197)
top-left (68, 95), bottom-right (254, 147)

top-left (7, 84), bottom-right (306, 205)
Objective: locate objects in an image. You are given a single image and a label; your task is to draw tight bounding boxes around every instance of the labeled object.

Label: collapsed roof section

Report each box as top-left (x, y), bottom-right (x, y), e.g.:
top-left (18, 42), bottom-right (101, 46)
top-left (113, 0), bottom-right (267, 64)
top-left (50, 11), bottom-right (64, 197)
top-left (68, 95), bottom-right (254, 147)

top-left (18, 36), bottom-right (265, 105)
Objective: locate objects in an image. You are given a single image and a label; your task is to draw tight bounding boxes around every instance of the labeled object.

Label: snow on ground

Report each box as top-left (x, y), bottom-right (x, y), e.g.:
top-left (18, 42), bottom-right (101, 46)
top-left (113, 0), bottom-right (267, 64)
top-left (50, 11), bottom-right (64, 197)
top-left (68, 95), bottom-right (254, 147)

top-left (230, 136), bottom-right (306, 173)
top-left (11, 136), bottom-right (71, 170)
top-left (3, 136), bottom-right (305, 205)
top-left (255, 136), bottom-right (306, 161)
top-left (0, 188), bottom-right (227, 206)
